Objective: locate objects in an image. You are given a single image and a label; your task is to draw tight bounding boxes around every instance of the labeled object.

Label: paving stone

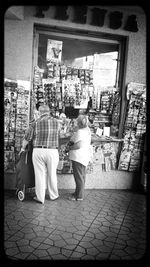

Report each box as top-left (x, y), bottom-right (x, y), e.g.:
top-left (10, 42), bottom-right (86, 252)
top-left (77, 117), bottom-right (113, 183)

top-left (96, 252), bottom-right (111, 260)
top-left (38, 243), bottom-right (50, 250)
top-left (19, 245), bottom-right (35, 253)
top-left (111, 248), bottom-right (129, 257)
top-left (30, 240), bottom-right (41, 248)
top-left (70, 251), bottom-right (85, 259)
top-left (7, 234), bottom-right (24, 242)
top-left (35, 231), bottom-right (50, 238)
top-left (93, 232), bottom-right (107, 240)
top-left (79, 241), bottom-right (94, 249)
top-left (47, 246), bottom-right (61, 255)
top-left (16, 239), bottom-right (30, 246)
top-left (55, 225), bottom-right (66, 231)
top-left (33, 249), bottom-right (49, 258)
top-left (19, 227), bottom-right (35, 234)
top-left (31, 224), bottom-right (44, 231)
top-left (61, 248), bottom-right (73, 257)
top-left (104, 236), bottom-right (117, 243)
top-left (124, 246), bottom-right (138, 255)
top-left (63, 244), bottom-right (77, 250)
top-left (32, 236), bottom-right (47, 243)
top-left (74, 246), bottom-right (86, 254)
top-left (48, 234), bottom-right (62, 241)
top-left (61, 232), bottom-right (73, 239)
top-left (91, 238), bottom-right (103, 247)
top-left (126, 239), bottom-right (138, 247)
top-left (24, 233), bottom-right (37, 240)
top-left (5, 247), bottom-right (20, 256)
top-left (54, 239), bottom-right (67, 247)
top-left (81, 254), bottom-right (95, 260)
top-left (15, 252), bottom-right (30, 259)
top-left (43, 238), bottom-right (54, 246)
top-left (86, 247), bottom-right (99, 256)
top-left (81, 235), bottom-right (94, 242)
top-left (38, 255), bottom-right (52, 260)
top-left (4, 241), bottom-right (17, 248)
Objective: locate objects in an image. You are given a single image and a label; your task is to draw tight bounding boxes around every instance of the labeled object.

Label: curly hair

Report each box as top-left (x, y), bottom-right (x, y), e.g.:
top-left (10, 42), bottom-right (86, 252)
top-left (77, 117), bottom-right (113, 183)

top-left (77, 115), bottom-right (88, 129)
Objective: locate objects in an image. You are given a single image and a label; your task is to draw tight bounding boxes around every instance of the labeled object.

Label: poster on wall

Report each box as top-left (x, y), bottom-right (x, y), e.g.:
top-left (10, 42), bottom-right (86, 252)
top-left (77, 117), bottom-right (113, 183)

top-left (46, 39), bottom-right (63, 62)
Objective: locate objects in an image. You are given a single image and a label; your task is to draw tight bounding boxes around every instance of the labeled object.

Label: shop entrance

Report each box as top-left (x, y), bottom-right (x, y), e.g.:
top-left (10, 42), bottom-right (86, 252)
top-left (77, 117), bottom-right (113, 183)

top-left (32, 25), bottom-right (128, 138)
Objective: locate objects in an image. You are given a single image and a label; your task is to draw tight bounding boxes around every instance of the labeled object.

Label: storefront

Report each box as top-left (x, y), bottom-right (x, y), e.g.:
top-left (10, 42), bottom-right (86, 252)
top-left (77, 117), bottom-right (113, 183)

top-left (4, 5), bottom-right (146, 190)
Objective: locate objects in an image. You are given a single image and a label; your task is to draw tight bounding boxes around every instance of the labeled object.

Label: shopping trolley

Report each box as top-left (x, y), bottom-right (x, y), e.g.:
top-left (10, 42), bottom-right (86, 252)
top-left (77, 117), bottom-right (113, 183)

top-left (15, 143), bottom-right (35, 201)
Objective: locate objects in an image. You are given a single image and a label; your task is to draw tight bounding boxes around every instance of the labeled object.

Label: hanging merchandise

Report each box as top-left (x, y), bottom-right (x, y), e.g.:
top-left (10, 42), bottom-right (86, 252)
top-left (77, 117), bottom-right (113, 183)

top-left (99, 89), bottom-right (116, 114)
top-left (33, 66), bottom-right (45, 109)
top-left (118, 82), bottom-right (146, 172)
top-left (60, 64), bottom-right (67, 81)
top-left (43, 79), bottom-right (62, 111)
top-left (110, 91), bottom-right (121, 136)
top-left (4, 79), bottom-right (30, 173)
top-left (4, 79), bottom-right (18, 172)
top-left (62, 79), bottom-right (88, 108)
top-left (71, 68), bottom-right (79, 80)
top-left (47, 61), bottom-right (61, 82)
top-left (15, 80), bottom-right (30, 153)
top-left (74, 84), bottom-right (89, 108)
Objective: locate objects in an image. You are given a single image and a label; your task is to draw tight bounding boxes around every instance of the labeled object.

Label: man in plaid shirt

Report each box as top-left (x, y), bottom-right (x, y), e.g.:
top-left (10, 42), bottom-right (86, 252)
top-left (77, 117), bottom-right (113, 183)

top-left (21, 105), bottom-right (60, 204)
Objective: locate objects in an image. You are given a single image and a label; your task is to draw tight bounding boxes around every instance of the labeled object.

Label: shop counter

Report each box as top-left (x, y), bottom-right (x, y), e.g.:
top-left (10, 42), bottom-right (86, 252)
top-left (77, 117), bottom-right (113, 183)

top-left (57, 134), bottom-right (136, 190)
top-left (57, 134), bottom-right (124, 174)
top-left (5, 134), bottom-right (136, 191)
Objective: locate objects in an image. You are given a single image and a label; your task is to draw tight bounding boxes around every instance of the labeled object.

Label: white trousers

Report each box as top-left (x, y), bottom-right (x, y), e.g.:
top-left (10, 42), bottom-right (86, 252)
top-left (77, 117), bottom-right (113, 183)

top-left (32, 148), bottom-right (59, 203)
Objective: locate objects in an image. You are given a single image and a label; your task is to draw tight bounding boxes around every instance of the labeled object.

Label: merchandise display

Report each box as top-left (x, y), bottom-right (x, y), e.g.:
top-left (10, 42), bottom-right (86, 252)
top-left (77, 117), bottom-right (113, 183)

top-left (4, 79), bottom-right (18, 172)
top-left (118, 82), bottom-right (146, 171)
top-left (4, 79), bottom-right (30, 173)
top-left (4, 38), bottom-right (146, 176)
top-left (88, 89), bottom-right (121, 137)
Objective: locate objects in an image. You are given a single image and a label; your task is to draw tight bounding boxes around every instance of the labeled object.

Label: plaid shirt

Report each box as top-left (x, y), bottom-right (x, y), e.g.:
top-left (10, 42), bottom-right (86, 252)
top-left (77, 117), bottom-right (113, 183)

top-left (24, 114), bottom-right (60, 148)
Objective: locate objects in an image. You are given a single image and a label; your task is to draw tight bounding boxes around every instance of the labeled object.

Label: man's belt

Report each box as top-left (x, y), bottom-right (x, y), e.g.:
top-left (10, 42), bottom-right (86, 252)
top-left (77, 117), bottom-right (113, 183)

top-left (34, 146), bottom-right (58, 149)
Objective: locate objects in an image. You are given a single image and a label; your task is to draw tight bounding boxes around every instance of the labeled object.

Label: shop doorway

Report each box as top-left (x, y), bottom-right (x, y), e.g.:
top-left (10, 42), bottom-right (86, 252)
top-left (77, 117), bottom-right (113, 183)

top-left (32, 25), bottom-right (128, 137)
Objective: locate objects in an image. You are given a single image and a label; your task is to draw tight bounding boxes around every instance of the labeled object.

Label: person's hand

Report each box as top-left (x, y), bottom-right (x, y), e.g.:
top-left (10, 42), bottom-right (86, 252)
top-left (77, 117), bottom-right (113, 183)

top-left (19, 148), bottom-right (25, 155)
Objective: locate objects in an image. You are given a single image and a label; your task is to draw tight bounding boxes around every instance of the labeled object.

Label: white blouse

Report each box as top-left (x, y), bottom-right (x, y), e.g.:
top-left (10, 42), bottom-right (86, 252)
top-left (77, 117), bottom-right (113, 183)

top-left (69, 127), bottom-right (92, 167)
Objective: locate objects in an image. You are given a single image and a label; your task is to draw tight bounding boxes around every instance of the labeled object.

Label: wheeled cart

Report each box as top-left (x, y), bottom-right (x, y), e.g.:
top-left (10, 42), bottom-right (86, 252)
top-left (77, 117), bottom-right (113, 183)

top-left (16, 145), bottom-right (35, 201)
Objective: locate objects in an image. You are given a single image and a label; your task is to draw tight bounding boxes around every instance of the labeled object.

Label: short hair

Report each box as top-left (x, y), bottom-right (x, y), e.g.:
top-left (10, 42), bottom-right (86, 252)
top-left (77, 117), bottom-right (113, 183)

top-left (38, 105), bottom-right (50, 114)
top-left (77, 115), bottom-right (88, 129)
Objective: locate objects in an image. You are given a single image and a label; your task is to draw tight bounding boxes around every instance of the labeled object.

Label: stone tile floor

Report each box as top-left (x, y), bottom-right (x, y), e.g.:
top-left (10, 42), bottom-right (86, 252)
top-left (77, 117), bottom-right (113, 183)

top-left (3, 189), bottom-right (147, 261)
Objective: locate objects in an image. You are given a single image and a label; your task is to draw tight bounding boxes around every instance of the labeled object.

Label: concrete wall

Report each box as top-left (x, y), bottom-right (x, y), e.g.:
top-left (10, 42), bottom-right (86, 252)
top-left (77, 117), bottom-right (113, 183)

top-left (4, 6), bottom-right (146, 190)
top-left (4, 169), bottom-right (136, 190)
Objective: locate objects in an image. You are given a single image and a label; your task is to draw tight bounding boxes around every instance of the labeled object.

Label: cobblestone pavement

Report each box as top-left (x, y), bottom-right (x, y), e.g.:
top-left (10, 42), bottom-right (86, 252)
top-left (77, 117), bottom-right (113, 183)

top-left (4, 189), bottom-right (146, 261)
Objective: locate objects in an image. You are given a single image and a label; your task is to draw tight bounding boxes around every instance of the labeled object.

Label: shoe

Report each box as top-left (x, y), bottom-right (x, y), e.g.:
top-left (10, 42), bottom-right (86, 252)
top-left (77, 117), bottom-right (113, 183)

top-left (33, 196), bottom-right (43, 204)
top-left (77, 198), bottom-right (83, 201)
top-left (68, 196), bottom-right (76, 201)
top-left (50, 197), bottom-right (59, 201)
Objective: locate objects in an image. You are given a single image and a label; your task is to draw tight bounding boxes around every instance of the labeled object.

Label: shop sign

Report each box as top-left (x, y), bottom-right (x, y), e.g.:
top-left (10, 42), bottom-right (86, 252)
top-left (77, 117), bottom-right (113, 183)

top-left (35, 6), bottom-right (138, 32)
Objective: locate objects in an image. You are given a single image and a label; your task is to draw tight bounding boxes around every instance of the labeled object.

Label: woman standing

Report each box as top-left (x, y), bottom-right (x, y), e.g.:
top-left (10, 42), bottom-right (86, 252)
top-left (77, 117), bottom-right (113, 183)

top-left (68, 115), bottom-right (92, 201)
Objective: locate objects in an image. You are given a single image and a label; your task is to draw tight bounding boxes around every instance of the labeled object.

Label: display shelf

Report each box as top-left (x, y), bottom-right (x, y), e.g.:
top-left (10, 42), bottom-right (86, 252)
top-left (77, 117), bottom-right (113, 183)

top-left (118, 82), bottom-right (146, 172)
top-left (4, 79), bottom-right (30, 173)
